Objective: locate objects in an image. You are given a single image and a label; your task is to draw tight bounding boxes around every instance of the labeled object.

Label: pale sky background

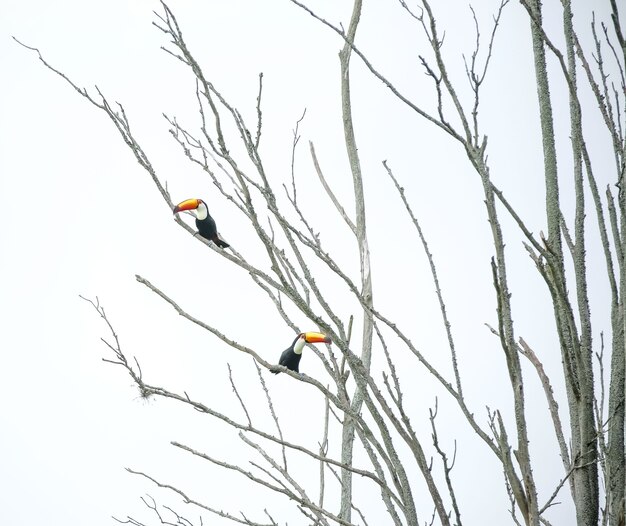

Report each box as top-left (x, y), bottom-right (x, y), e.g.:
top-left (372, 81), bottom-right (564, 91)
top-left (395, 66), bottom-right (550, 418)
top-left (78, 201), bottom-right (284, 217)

top-left (1, 1), bottom-right (620, 525)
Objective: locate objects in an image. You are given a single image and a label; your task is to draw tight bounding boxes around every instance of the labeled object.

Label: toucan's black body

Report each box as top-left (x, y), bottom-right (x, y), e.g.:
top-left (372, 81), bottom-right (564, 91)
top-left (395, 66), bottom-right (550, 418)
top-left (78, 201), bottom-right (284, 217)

top-left (196, 215), bottom-right (229, 248)
top-left (273, 335), bottom-right (303, 374)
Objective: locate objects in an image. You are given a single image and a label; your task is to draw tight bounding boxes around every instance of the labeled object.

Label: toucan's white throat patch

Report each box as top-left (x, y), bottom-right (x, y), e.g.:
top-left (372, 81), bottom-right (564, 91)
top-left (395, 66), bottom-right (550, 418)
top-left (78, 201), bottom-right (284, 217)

top-left (187, 201), bottom-right (208, 220)
top-left (293, 336), bottom-right (306, 355)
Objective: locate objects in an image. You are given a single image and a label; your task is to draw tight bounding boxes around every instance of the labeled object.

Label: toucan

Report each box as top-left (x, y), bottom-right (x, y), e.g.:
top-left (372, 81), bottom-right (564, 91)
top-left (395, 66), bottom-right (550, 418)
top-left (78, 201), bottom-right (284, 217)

top-left (272, 332), bottom-right (332, 374)
top-left (173, 198), bottom-right (230, 248)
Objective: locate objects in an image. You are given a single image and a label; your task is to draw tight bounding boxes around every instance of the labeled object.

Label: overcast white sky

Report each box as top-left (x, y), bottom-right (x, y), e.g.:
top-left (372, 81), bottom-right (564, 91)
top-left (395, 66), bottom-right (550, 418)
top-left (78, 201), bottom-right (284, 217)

top-left (1, 1), bottom-right (621, 524)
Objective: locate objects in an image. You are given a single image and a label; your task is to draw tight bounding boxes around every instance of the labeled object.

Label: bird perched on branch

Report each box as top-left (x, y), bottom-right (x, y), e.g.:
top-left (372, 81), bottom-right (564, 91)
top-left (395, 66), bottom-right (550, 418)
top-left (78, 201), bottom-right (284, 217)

top-left (173, 198), bottom-right (230, 248)
top-left (272, 332), bottom-right (331, 374)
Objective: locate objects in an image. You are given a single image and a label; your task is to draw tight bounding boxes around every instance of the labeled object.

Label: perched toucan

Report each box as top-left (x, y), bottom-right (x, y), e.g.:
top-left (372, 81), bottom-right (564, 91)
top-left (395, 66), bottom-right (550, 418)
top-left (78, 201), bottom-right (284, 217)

top-left (173, 198), bottom-right (230, 248)
top-left (272, 332), bottom-right (332, 374)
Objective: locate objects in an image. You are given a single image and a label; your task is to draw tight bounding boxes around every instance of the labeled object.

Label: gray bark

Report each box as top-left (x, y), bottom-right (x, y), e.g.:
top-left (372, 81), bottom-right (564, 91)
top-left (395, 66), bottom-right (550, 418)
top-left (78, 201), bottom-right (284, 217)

top-left (528, 1), bottom-right (599, 524)
top-left (337, 0), bottom-right (374, 522)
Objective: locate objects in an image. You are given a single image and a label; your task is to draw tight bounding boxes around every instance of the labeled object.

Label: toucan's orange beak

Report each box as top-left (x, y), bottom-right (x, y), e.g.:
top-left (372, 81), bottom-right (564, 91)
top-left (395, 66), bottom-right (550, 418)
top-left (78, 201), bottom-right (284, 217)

top-left (173, 198), bottom-right (200, 214)
top-left (304, 332), bottom-right (331, 344)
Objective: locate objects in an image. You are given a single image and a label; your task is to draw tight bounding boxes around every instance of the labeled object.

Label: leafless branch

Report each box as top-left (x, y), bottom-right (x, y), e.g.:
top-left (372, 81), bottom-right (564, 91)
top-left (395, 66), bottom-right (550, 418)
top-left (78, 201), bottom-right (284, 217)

top-left (253, 361), bottom-right (288, 470)
top-left (429, 400), bottom-right (462, 526)
top-left (228, 364), bottom-right (253, 428)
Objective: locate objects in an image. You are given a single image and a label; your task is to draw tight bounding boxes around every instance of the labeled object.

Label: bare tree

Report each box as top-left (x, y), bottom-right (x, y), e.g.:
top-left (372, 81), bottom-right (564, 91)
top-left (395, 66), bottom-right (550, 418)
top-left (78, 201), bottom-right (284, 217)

top-left (17, 0), bottom-right (626, 525)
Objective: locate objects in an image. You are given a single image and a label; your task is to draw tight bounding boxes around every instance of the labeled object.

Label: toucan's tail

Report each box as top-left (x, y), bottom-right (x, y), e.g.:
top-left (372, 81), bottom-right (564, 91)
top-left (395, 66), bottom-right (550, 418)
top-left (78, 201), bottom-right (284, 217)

top-left (213, 236), bottom-right (230, 249)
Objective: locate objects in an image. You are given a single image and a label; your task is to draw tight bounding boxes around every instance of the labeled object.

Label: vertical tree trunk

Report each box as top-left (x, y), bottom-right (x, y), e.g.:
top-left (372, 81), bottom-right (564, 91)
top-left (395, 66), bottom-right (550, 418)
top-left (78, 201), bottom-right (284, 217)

top-left (562, 3), bottom-right (600, 525)
top-left (529, 1), bottom-right (598, 524)
top-left (338, 0), bottom-right (374, 522)
top-left (608, 297), bottom-right (625, 526)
